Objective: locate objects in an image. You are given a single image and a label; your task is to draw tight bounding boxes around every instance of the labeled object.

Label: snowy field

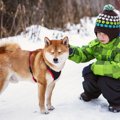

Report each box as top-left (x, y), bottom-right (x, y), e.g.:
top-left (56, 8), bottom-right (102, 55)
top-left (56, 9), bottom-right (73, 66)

top-left (0, 17), bottom-right (120, 120)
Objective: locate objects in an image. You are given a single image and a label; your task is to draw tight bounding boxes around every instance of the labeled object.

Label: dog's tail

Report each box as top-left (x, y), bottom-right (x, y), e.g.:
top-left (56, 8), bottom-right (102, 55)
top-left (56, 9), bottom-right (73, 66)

top-left (0, 39), bottom-right (20, 53)
top-left (0, 44), bottom-right (20, 53)
top-left (0, 43), bottom-right (20, 54)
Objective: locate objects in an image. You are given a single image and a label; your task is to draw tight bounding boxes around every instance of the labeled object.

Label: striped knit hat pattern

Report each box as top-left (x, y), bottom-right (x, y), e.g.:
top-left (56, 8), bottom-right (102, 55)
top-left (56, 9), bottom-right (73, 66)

top-left (94, 4), bottom-right (120, 40)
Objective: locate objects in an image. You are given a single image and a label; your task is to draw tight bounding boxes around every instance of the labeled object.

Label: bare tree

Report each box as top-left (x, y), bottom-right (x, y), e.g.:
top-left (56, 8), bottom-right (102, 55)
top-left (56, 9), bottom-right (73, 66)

top-left (0, 0), bottom-right (118, 38)
top-left (0, 0), bottom-right (44, 38)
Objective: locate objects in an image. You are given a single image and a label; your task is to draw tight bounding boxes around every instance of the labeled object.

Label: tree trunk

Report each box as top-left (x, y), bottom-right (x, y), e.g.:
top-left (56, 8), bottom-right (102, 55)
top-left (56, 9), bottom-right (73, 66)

top-left (0, 0), bottom-right (119, 38)
top-left (0, 0), bottom-right (44, 38)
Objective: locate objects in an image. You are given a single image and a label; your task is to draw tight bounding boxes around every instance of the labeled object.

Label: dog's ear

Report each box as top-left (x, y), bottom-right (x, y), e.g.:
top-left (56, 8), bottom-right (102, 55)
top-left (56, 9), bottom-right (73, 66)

top-left (44, 37), bottom-right (51, 46)
top-left (63, 36), bottom-right (69, 46)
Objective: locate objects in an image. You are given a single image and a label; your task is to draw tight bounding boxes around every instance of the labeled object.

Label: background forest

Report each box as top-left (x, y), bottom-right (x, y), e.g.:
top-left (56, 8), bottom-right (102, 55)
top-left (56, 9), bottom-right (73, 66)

top-left (0, 0), bottom-right (120, 38)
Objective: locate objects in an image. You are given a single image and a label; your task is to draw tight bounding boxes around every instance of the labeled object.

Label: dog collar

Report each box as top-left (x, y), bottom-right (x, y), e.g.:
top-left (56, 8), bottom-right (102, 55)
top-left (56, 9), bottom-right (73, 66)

top-left (29, 52), bottom-right (61, 82)
top-left (46, 65), bottom-right (61, 80)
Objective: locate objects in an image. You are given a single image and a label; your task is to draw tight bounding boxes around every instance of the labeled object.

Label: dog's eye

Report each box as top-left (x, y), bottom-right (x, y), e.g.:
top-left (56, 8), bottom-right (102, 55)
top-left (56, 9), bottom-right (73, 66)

top-left (50, 50), bottom-right (54, 54)
top-left (58, 50), bottom-right (62, 54)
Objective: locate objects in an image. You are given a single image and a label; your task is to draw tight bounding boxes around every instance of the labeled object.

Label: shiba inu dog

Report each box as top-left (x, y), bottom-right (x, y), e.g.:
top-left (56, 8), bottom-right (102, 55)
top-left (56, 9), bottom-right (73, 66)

top-left (0, 36), bottom-right (69, 114)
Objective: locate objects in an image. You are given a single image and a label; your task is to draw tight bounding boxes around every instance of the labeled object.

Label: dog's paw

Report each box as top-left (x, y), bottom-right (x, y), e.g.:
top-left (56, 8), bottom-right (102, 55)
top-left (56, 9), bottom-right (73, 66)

top-left (41, 110), bottom-right (49, 114)
top-left (47, 106), bottom-right (55, 111)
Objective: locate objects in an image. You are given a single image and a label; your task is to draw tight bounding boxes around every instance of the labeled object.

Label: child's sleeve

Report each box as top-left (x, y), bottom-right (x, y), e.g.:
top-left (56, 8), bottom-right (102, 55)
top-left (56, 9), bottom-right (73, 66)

top-left (68, 44), bottom-right (94, 63)
top-left (91, 53), bottom-right (120, 79)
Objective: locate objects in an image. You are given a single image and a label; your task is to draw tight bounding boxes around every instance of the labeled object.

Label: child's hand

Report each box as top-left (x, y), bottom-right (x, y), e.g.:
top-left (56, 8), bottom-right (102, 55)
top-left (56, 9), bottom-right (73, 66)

top-left (69, 45), bottom-right (74, 55)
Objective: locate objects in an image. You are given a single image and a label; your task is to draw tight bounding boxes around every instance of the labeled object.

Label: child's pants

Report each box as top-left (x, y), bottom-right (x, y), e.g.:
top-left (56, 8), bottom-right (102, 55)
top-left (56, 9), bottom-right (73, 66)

top-left (82, 64), bottom-right (120, 106)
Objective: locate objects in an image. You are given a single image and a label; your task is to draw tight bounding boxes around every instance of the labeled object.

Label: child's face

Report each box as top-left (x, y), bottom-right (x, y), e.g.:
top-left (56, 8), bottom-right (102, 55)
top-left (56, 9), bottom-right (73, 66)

top-left (97, 32), bottom-right (110, 44)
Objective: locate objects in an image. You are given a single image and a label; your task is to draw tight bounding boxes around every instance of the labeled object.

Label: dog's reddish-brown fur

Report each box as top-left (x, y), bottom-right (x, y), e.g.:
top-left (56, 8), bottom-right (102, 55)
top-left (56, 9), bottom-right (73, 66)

top-left (0, 37), bottom-right (69, 114)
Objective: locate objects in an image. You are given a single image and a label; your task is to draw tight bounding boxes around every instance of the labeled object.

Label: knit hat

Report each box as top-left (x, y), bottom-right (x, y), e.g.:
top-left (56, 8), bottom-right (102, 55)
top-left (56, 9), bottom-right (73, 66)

top-left (94, 4), bottom-right (120, 41)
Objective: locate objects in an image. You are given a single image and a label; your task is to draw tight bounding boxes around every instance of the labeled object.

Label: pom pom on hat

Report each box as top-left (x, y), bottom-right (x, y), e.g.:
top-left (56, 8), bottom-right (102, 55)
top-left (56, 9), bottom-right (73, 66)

top-left (94, 4), bottom-right (120, 41)
top-left (103, 4), bottom-right (115, 11)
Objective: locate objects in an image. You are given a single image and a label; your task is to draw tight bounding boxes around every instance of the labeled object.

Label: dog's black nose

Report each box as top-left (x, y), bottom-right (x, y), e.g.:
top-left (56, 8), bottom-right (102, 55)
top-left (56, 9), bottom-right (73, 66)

top-left (53, 58), bottom-right (58, 63)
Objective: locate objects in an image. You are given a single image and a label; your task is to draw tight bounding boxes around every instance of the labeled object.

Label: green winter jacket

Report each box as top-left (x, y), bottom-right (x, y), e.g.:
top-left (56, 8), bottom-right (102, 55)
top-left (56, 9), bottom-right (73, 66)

top-left (69, 37), bottom-right (120, 79)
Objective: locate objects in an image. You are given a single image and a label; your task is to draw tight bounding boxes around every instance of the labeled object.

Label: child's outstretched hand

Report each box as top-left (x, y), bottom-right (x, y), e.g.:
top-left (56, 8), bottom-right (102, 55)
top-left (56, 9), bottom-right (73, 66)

top-left (69, 45), bottom-right (74, 55)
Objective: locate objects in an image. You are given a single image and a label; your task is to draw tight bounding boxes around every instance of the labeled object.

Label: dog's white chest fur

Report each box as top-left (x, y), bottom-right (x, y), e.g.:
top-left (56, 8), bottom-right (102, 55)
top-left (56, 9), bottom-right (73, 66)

top-left (46, 71), bottom-right (59, 85)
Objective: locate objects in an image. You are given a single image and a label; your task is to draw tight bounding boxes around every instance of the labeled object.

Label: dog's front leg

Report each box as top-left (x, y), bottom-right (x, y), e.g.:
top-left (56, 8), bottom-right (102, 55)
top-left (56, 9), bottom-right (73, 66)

top-left (46, 81), bottom-right (55, 111)
top-left (38, 83), bottom-right (49, 114)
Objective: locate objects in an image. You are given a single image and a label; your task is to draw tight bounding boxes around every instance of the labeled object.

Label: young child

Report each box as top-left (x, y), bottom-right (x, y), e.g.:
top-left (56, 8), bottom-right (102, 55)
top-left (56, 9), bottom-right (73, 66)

top-left (69, 4), bottom-right (120, 112)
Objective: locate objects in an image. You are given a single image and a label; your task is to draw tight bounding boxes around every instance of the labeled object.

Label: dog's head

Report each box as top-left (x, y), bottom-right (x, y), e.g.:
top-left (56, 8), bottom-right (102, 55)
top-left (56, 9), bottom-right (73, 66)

top-left (43, 36), bottom-right (69, 71)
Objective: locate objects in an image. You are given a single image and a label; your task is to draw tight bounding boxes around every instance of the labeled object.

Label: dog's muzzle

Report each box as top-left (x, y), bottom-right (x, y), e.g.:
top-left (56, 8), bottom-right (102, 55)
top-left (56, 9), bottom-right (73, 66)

top-left (53, 58), bottom-right (58, 63)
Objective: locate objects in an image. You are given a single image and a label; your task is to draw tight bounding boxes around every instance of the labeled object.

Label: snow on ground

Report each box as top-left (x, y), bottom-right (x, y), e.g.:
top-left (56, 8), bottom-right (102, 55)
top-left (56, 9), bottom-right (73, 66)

top-left (0, 17), bottom-right (120, 120)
